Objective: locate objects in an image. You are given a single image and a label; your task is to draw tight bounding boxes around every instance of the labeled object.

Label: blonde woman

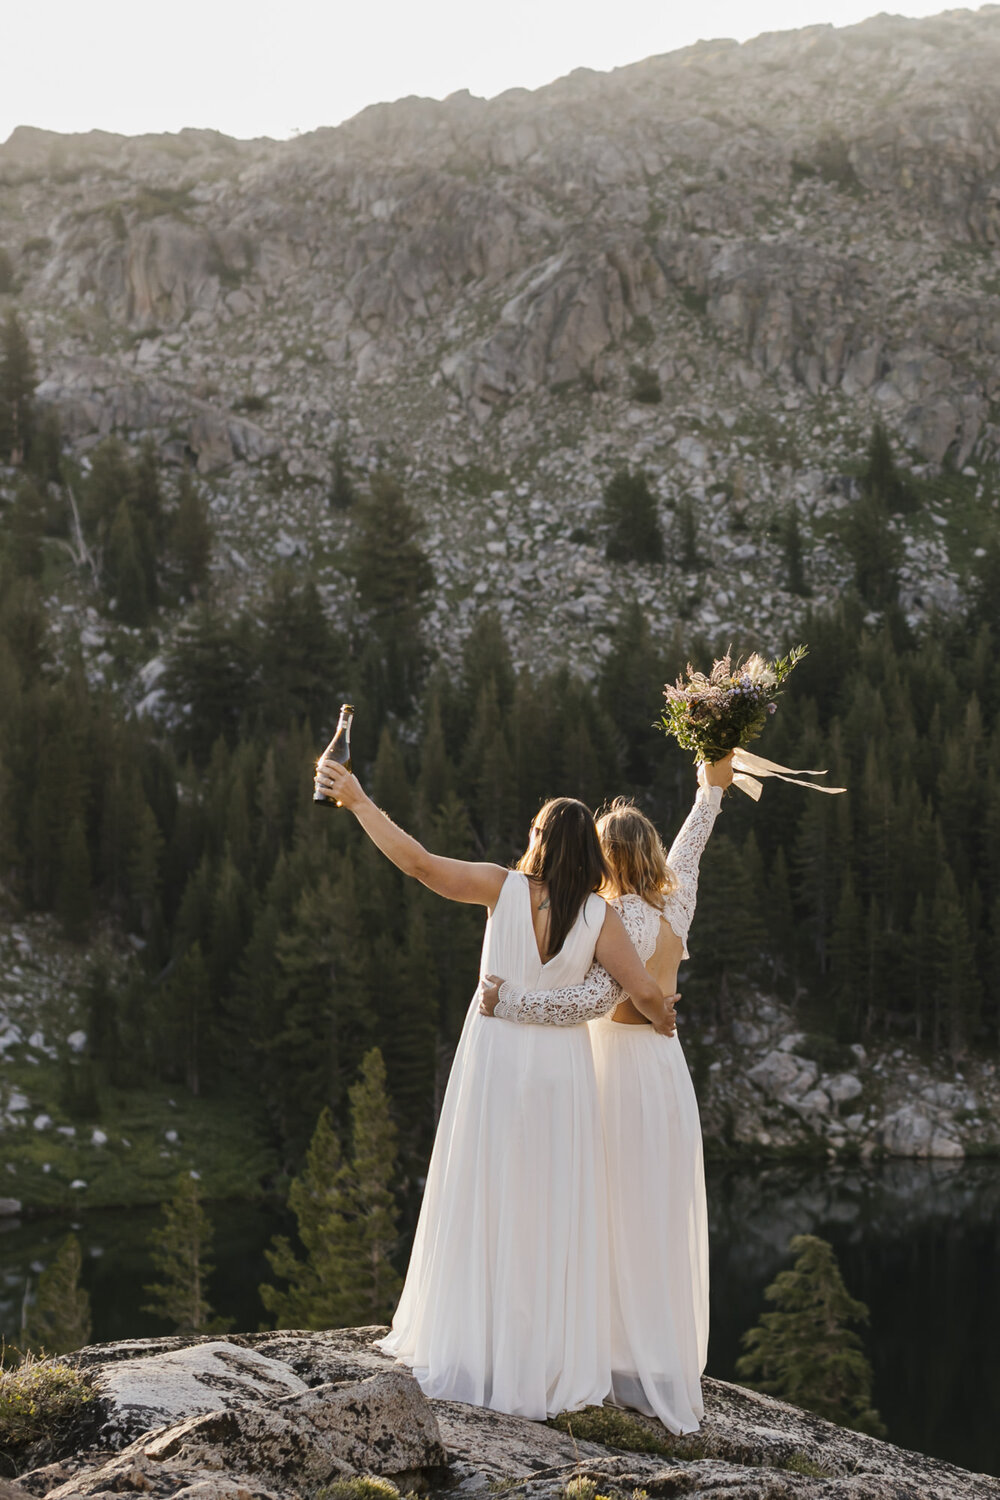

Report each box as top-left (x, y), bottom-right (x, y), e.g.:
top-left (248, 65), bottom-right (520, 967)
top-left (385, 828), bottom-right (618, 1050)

top-left (480, 755), bottom-right (731, 1433)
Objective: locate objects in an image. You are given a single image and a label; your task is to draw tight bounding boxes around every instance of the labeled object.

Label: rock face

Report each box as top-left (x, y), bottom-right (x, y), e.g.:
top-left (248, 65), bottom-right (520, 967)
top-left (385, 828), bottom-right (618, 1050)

top-left (18, 1327), bottom-right (997, 1500)
top-left (3, 9), bottom-right (1000, 671)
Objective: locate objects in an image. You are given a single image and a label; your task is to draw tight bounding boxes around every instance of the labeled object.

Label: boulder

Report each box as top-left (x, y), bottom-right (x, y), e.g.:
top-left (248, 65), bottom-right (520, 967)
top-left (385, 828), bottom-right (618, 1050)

top-left (50, 1370), bottom-right (445, 1499)
top-left (825, 1073), bottom-right (864, 1106)
top-left (88, 1340), bottom-right (308, 1449)
top-left (878, 1105), bottom-right (964, 1160)
top-left (747, 1050), bottom-right (818, 1101)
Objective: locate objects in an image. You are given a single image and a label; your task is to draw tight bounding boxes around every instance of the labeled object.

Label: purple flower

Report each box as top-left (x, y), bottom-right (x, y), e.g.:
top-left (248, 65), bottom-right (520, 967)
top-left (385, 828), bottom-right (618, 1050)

top-left (768, 702), bottom-right (778, 714)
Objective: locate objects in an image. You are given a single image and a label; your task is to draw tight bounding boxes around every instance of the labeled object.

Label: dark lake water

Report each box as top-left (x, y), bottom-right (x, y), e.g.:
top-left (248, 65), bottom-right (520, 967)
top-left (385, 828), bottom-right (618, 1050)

top-left (1, 1160), bottom-right (997, 1478)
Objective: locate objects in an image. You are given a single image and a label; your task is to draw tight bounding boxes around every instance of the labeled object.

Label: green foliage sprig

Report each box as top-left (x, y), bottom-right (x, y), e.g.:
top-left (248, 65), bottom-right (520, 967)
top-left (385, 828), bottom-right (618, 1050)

top-left (659, 645), bottom-right (808, 763)
top-left (0, 1353), bottom-right (95, 1456)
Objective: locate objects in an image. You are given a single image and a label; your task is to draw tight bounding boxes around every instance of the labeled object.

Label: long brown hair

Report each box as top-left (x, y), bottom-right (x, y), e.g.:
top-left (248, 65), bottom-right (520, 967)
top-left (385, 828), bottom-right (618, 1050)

top-left (517, 797), bottom-right (610, 961)
top-left (596, 797), bottom-right (678, 907)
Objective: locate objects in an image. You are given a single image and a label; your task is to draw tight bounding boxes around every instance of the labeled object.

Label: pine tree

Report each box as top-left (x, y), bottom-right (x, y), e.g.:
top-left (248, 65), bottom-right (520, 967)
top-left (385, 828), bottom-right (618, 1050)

top-left (736, 1234), bottom-right (885, 1436)
top-left (347, 1047), bottom-right (403, 1324)
top-left (690, 833), bottom-right (765, 1015)
top-left (675, 494), bottom-right (699, 570)
top-left (83, 958), bottom-right (121, 1089)
top-left (597, 601), bottom-right (664, 784)
top-left (259, 1106), bottom-right (354, 1327)
top-left (28, 404), bottom-right (64, 487)
top-left (602, 468), bottom-right (665, 565)
top-left (352, 473), bottom-right (434, 712)
top-left (329, 439), bottom-right (357, 509)
top-left (461, 679), bottom-right (517, 857)
top-left (81, 439), bottom-right (135, 555)
top-left (143, 1172), bottom-right (231, 1334)
top-left (383, 900), bottom-right (439, 1153)
top-left (780, 505), bottom-right (809, 596)
top-left (415, 694), bottom-right (454, 833)
top-left (460, 610), bottom-right (516, 715)
top-left (8, 478), bottom-right (46, 578)
top-left (260, 1049), bottom-right (401, 1329)
top-left (167, 942), bottom-right (212, 1096)
top-left (371, 726), bottom-right (412, 828)
top-left (840, 485), bottom-right (902, 611)
top-left (172, 469), bottom-right (213, 599)
top-left (257, 572), bottom-right (338, 731)
top-left (106, 499), bottom-right (150, 625)
top-left (55, 816), bottom-right (93, 943)
top-left (0, 310), bottom-right (37, 464)
top-left (270, 866), bottom-right (371, 1158)
top-left (829, 871), bottom-right (863, 1039)
top-left (862, 421), bottom-right (914, 514)
top-left (927, 863), bottom-right (980, 1060)
top-left (765, 846), bottom-right (796, 987)
top-left (22, 1234), bottom-right (92, 1354)
top-left (163, 606), bottom-right (258, 760)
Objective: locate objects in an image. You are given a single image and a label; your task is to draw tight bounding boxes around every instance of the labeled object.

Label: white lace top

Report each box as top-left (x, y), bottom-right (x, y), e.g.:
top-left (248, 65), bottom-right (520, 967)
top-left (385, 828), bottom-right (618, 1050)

top-left (493, 785), bottom-right (723, 1027)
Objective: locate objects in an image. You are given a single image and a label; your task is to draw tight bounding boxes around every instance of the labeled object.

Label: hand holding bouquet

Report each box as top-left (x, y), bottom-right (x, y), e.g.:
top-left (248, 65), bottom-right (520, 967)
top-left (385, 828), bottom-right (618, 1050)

top-left (659, 646), bottom-right (845, 800)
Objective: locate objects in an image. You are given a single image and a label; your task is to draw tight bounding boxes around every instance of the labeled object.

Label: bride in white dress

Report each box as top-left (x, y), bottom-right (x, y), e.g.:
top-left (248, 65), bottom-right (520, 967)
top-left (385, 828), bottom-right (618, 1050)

top-left (481, 756), bottom-right (731, 1432)
top-left (314, 758), bottom-right (674, 1418)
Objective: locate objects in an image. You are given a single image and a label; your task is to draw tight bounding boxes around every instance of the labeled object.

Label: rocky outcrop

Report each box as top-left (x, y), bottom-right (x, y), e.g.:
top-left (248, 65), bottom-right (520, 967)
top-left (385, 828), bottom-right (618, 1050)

top-left (705, 993), bottom-right (998, 1159)
top-left (16, 1328), bottom-right (997, 1500)
top-left (5, 9), bottom-right (1000, 695)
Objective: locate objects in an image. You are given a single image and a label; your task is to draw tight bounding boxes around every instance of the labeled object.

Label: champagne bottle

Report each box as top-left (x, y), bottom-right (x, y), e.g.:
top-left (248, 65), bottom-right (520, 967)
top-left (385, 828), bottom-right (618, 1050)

top-left (314, 703), bottom-right (354, 808)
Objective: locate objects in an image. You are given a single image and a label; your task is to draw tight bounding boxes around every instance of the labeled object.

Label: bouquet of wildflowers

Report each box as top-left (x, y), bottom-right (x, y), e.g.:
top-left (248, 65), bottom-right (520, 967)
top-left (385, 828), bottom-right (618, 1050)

top-left (659, 646), bottom-right (844, 799)
top-left (660, 647), bottom-right (806, 764)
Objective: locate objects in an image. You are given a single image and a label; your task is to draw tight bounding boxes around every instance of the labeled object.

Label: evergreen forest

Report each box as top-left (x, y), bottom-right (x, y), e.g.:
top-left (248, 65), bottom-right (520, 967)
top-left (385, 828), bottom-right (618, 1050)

top-left (1, 309), bottom-right (999, 1245)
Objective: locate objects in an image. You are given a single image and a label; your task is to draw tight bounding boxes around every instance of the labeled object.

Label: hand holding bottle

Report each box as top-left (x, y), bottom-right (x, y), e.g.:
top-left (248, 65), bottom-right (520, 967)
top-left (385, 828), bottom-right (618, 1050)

top-left (315, 758), bottom-right (367, 811)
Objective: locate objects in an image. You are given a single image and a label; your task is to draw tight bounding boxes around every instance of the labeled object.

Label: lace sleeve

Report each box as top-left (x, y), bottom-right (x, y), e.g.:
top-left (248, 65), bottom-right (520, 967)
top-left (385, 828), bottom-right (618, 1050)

top-left (493, 962), bottom-right (623, 1026)
top-left (662, 785), bottom-right (723, 958)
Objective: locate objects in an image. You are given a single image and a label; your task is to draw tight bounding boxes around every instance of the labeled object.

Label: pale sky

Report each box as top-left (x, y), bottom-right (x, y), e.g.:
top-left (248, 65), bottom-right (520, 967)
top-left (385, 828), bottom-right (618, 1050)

top-left (0, 0), bottom-right (977, 145)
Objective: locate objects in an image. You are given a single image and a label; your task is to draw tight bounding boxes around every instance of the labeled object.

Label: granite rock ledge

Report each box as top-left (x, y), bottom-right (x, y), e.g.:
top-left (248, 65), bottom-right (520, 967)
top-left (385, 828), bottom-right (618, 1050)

top-left (7, 1327), bottom-right (996, 1500)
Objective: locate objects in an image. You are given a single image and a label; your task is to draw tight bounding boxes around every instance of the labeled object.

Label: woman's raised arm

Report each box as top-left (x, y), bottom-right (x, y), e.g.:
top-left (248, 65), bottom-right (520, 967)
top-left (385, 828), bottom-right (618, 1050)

top-left (316, 759), bottom-right (506, 907)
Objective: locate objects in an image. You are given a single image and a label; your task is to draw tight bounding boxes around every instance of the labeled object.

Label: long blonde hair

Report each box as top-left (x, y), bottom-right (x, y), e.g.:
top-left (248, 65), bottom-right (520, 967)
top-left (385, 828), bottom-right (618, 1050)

top-left (596, 797), bottom-right (678, 907)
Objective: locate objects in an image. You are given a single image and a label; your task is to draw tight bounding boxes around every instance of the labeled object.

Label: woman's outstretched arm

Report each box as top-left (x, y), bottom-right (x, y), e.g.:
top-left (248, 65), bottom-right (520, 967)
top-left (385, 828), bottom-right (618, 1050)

top-left (316, 760), bottom-right (506, 907)
top-left (482, 907), bottom-right (678, 1034)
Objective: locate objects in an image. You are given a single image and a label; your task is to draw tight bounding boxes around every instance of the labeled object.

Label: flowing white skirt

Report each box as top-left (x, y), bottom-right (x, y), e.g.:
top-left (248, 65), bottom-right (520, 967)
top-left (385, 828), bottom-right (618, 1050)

top-left (377, 994), bottom-right (610, 1418)
top-left (590, 1014), bottom-right (709, 1434)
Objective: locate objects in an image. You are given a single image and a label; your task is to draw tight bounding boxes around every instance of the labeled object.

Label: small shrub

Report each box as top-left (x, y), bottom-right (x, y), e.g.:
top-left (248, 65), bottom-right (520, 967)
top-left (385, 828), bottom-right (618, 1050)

top-left (548, 1406), bottom-right (675, 1457)
top-left (561, 1480), bottom-right (598, 1500)
top-left (781, 1452), bottom-right (832, 1478)
top-left (0, 1354), bottom-right (96, 1460)
top-left (628, 364), bottom-right (662, 404)
top-left (131, 184), bottom-right (195, 221)
top-left (0, 248), bottom-right (14, 294)
top-left (232, 393), bottom-right (268, 414)
top-left (679, 287), bottom-right (709, 316)
top-left (602, 468), bottom-right (665, 566)
top-left (316, 1479), bottom-right (400, 1500)
top-left (629, 314), bottom-right (655, 347)
top-left (569, 526), bottom-right (591, 545)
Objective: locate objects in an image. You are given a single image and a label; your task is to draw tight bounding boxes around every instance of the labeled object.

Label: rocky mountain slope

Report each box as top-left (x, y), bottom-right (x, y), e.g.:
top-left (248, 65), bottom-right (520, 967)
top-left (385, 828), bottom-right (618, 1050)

top-left (3, 9), bottom-right (1000, 1203)
top-left (9, 1326), bottom-right (998, 1499)
top-left (2, 6), bottom-right (1000, 671)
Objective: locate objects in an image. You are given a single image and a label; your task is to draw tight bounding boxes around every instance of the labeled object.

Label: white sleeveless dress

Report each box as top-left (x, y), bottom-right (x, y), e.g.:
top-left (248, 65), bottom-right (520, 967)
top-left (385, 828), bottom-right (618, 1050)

top-left (494, 785), bottom-right (721, 1433)
top-left (377, 871), bottom-right (610, 1418)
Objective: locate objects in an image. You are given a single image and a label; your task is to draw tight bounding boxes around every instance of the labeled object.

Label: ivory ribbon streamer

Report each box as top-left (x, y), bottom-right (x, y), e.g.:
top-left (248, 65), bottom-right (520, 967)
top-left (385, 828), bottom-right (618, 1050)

top-left (730, 748), bottom-right (846, 802)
